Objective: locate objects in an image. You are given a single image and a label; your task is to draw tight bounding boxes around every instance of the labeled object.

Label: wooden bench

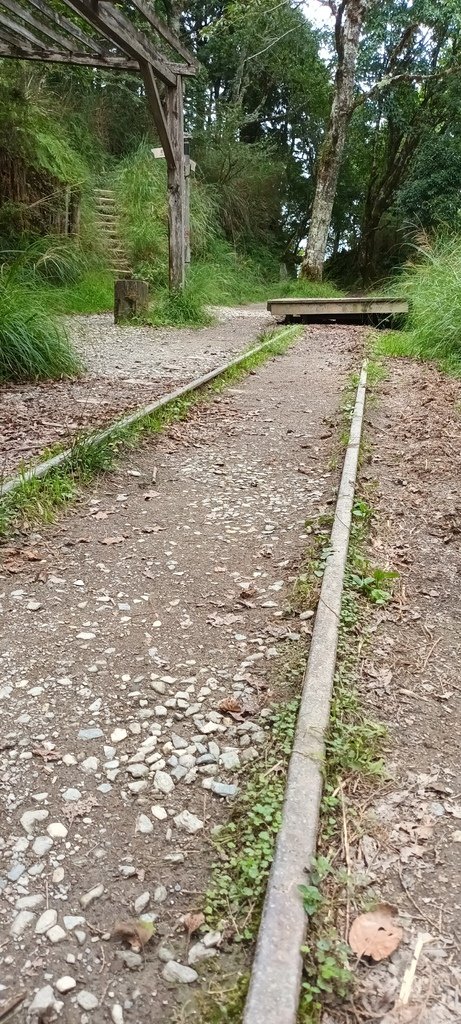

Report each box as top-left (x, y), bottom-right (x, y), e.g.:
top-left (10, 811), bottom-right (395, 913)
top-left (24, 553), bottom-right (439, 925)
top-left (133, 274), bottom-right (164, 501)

top-left (267, 296), bottom-right (409, 324)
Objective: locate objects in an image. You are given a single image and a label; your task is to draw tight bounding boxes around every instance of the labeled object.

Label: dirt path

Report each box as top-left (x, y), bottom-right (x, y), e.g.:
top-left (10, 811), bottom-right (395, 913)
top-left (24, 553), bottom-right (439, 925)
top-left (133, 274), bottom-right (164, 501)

top-left (343, 360), bottom-right (461, 1023)
top-left (0, 326), bottom-right (361, 1023)
top-left (0, 306), bottom-right (272, 479)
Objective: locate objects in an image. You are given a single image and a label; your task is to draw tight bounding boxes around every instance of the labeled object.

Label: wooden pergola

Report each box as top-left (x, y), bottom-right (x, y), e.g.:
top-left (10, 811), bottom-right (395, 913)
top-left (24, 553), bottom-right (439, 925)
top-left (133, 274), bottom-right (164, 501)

top-left (0, 0), bottom-right (198, 289)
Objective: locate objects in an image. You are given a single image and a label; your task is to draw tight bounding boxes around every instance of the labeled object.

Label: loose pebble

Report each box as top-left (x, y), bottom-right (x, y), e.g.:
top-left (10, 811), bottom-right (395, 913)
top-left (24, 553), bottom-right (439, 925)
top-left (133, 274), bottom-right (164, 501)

top-left (162, 960), bottom-right (198, 984)
top-left (56, 976), bottom-right (77, 994)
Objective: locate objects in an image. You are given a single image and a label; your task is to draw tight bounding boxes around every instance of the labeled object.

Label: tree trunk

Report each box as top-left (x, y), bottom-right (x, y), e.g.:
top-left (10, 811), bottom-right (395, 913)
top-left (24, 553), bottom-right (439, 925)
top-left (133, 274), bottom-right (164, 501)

top-left (301, 0), bottom-right (368, 281)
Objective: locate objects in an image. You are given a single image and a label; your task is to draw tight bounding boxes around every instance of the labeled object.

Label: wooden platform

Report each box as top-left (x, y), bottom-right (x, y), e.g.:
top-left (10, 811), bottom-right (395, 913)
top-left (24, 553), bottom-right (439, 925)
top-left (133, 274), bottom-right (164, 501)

top-left (267, 296), bottom-right (408, 324)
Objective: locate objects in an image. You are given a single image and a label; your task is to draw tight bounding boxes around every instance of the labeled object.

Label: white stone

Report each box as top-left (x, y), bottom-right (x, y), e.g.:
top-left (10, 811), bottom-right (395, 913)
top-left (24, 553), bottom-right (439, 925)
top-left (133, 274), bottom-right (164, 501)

top-left (111, 728), bottom-right (127, 743)
top-left (136, 814), bottom-right (153, 834)
top-left (29, 986), bottom-right (56, 1015)
top-left (162, 961), bottom-right (198, 984)
top-left (77, 632), bottom-right (96, 640)
top-left (63, 915), bottom-right (85, 930)
top-left (188, 941), bottom-right (218, 965)
top-left (154, 770), bottom-right (175, 794)
top-left (219, 749), bottom-right (240, 770)
top-left (35, 909), bottom-right (58, 934)
top-left (63, 753), bottom-right (78, 765)
top-left (151, 804), bottom-right (167, 820)
top-left (81, 756), bottom-right (99, 772)
top-left (56, 976), bottom-right (76, 994)
top-left (47, 822), bottom-right (68, 838)
top-left (32, 835), bottom-right (53, 857)
top-left (134, 892), bottom-right (150, 914)
top-left (80, 883), bottom-right (104, 908)
top-left (11, 910), bottom-right (35, 937)
top-left (20, 809), bottom-right (48, 834)
top-left (127, 763), bottom-right (148, 778)
top-left (174, 810), bottom-right (203, 834)
top-left (53, 867), bottom-right (65, 884)
top-left (153, 885), bottom-right (167, 903)
top-left (16, 894), bottom-right (44, 911)
top-left (62, 788), bottom-right (81, 801)
top-left (77, 990), bottom-right (99, 1010)
top-left (47, 924), bottom-right (66, 943)
top-left (111, 1006), bottom-right (124, 1024)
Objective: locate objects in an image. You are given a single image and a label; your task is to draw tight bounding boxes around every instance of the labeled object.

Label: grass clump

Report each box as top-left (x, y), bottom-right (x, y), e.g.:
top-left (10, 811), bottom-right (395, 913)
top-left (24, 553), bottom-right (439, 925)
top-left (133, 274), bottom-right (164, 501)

top-left (37, 270), bottom-right (113, 315)
top-left (0, 277), bottom-right (82, 382)
top-left (377, 234), bottom-right (461, 374)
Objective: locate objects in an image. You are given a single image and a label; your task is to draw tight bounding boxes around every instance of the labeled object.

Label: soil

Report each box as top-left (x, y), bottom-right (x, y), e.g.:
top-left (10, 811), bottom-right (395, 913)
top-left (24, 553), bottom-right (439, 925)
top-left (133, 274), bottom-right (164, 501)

top-left (333, 359), bottom-right (461, 1023)
top-left (0, 325), bottom-right (361, 1023)
top-left (1, 306), bottom-right (272, 480)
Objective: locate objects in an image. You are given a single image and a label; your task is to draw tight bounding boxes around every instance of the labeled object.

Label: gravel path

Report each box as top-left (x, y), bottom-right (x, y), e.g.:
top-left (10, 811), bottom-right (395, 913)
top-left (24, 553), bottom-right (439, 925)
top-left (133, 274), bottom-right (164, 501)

top-left (0, 326), bottom-right (361, 1023)
top-left (1, 306), bottom-right (272, 479)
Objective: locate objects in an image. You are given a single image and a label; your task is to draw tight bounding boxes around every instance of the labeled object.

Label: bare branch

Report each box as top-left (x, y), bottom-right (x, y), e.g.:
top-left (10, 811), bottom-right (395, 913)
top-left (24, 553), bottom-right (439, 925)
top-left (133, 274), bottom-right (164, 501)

top-left (243, 25), bottom-right (298, 64)
top-left (353, 65), bottom-right (458, 108)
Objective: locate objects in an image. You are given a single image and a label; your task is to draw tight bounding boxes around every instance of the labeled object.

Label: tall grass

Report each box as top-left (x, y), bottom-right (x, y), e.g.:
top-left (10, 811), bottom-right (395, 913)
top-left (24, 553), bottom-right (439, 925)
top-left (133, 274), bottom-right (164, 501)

top-left (377, 235), bottom-right (461, 374)
top-left (0, 278), bottom-right (82, 381)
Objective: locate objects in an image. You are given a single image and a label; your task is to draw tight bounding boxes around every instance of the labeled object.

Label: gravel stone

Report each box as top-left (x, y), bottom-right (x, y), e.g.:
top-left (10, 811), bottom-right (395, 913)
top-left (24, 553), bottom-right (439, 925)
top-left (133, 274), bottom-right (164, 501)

top-left (47, 822), bottom-right (68, 838)
top-left (35, 908), bottom-right (58, 934)
top-left (116, 950), bottom-right (143, 969)
top-left (134, 892), bottom-right (150, 913)
top-left (56, 976), bottom-right (77, 993)
top-left (154, 770), bottom-right (175, 794)
top-left (153, 885), bottom-right (167, 903)
top-left (219, 749), bottom-right (241, 770)
top-left (111, 728), bottom-right (128, 743)
top-left (210, 780), bottom-right (239, 798)
top-left (151, 804), bottom-right (167, 820)
top-left (77, 990), bottom-right (99, 1010)
top-left (32, 835), bottom-right (53, 856)
top-left (29, 985), bottom-right (56, 1015)
top-left (188, 941), bottom-right (218, 965)
top-left (47, 924), bottom-right (67, 943)
top-left (136, 814), bottom-right (153, 834)
top-left (62, 788), bottom-right (81, 801)
top-left (11, 910), bottom-right (35, 937)
top-left (162, 961), bottom-right (198, 984)
top-left (174, 810), bottom-right (203, 834)
top-left (80, 883), bottom-right (104, 908)
top-left (20, 809), bottom-right (48, 834)
top-left (78, 728), bottom-right (103, 741)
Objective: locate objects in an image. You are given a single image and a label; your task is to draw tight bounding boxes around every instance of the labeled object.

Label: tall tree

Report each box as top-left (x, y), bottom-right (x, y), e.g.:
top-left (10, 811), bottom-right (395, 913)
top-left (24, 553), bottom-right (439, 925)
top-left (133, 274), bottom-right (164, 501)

top-left (301, 0), bottom-right (367, 280)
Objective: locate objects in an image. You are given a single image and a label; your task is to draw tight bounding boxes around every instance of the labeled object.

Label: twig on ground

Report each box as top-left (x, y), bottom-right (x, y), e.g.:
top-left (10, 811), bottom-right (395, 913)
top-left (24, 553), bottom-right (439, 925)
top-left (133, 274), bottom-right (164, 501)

top-left (421, 636), bottom-right (442, 673)
top-left (340, 779), bottom-right (352, 941)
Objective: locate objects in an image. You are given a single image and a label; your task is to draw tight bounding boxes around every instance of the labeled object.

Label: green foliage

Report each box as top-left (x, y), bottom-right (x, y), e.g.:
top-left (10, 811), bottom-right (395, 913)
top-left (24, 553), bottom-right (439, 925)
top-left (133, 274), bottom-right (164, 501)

top-left (0, 275), bottom-right (82, 383)
top-left (37, 271), bottom-right (113, 315)
top-left (378, 234), bottom-right (461, 372)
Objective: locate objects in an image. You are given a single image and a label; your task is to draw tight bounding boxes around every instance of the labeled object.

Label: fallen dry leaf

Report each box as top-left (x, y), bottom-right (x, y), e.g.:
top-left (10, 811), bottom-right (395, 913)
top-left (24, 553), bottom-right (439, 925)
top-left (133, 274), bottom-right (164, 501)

top-left (63, 794), bottom-right (98, 822)
top-left (182, 912), bottom-right (205, 936)
top-left (218, 697), bottom-right (244, 715)
top-left (32, 746), bottom-right (62, 763)
top-left (112, 918), bottom-right (155, 952)
top-left (100, 535), bottom-right (125, 545)
top-left (207, 612), bottom-right (244, 627)
top-left (349, 904), bottom-right (403, 961)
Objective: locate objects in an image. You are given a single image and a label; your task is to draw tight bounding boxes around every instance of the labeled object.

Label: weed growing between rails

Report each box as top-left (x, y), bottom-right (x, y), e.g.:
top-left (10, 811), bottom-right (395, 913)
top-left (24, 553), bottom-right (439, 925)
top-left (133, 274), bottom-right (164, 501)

top-left (0, 326), bottom-right (301, 539)
top-left (297, 496), bottom-right (396, 1023)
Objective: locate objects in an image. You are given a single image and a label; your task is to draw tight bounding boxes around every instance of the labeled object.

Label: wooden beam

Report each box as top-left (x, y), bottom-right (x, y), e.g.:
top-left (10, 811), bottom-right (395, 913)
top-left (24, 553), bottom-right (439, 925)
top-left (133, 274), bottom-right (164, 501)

top-left (140, 59), bottom-right (175, 169)
top-left (165, 75), bottom-right (185, 290)
top-left (0, 39), bottom-right (139, 67)
top-left (25, 0), bottom-right (106, 54)
top-left (0, 10), bottom-right (56, 49)
top-left (66, 0), bottom-right (176, 85)
top-left (129, 0), bottom-right (198, 68)
top-left (1, 0), bottom-right (74, 50)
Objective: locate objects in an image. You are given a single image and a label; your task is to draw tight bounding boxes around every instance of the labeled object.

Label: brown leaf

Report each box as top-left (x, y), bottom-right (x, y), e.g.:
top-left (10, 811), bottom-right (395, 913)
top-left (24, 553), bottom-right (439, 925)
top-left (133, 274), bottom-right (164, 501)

top-left (207, 612), bottom-right (244, 627)
top-left (349, 904), bottom-right (403, 961)
top-left (182, 912), bottom-right (204, 936)
top-left (218, 697), bottom-right (243, 715)
top-left (239, 585), bottom-right (257, 600)
top-left (112, 918), bottom-right (155, 952)
top-left (62, 794), bottom-right (98, 822)
top-left (100, 535), bottom-right (125, 545)
top-left (32, 746), bottom-right (62, 762)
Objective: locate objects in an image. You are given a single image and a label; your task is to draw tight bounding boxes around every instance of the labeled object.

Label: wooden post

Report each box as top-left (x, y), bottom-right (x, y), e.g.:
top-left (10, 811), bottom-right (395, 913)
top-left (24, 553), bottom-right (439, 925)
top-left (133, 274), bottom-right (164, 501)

top-left (184, 133), bottom-right (191, 266)
top-left (114, 278), bottom-right (149, 323)
top-left (165, 75), bottom-right (185, 291)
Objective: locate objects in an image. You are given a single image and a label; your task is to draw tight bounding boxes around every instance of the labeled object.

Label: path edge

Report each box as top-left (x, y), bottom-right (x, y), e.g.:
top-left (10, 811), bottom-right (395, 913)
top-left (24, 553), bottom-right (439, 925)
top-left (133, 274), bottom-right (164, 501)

top-left (243, 360), bottom-right (368, 1024)
top-left (0, 326), bottom-right (300, 500)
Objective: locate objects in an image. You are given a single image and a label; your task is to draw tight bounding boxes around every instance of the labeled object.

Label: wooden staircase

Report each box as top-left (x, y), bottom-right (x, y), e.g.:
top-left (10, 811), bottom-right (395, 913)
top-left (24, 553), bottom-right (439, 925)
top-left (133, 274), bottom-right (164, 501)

top-left (94, 187), bottom-right (131, 278)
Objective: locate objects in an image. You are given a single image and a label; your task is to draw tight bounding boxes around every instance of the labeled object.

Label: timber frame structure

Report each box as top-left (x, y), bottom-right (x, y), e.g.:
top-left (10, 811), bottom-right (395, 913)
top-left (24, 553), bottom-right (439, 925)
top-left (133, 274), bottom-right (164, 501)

top-left (0, 0), bottom-right (198, 288)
